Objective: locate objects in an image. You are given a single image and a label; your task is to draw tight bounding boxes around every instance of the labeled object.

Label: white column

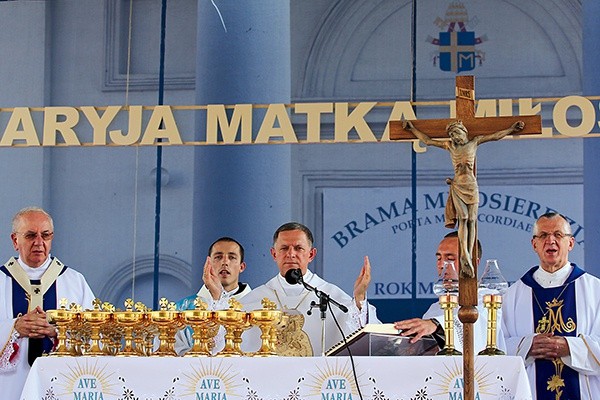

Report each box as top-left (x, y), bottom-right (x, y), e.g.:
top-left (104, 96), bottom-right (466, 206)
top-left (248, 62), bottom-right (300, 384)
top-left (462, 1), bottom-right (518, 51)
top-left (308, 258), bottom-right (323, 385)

top-left (193, 1), bottom-right (292, 287)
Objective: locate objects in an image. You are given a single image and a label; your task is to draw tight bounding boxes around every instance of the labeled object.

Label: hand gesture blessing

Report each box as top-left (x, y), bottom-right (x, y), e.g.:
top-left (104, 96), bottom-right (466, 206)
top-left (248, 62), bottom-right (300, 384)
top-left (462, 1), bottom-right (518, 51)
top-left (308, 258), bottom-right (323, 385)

top-left (353, 256), bottom-right (372, 308)
top-left (202, 256), bottom-right (223, 300)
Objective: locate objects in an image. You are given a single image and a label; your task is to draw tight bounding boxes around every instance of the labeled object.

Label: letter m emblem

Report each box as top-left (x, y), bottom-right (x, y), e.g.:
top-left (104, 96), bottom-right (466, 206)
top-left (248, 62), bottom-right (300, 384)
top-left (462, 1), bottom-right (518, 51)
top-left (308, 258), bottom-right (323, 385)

top-left (438, 31), bottom-right (476, 73)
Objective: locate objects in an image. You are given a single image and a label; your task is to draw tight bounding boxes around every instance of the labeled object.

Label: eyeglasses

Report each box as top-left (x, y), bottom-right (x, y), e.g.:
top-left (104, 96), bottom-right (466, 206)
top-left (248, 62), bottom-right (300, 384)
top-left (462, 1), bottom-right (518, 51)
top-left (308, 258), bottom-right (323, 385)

top-left (17, 231), bottom-right (54, 241)
top-left (533, 231), bottom-right (571, 241)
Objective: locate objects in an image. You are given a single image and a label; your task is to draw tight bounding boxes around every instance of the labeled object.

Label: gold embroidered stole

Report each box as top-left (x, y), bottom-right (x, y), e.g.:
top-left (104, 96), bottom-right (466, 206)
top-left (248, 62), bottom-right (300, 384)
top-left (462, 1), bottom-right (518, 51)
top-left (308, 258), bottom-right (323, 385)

top-left (5, 257), bottom-right (64, 311)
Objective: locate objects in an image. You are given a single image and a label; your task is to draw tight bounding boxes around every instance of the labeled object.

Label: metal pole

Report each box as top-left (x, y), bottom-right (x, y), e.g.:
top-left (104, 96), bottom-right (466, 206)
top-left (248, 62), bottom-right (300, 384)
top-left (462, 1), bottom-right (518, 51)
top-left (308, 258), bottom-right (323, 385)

top-left (152, 0), bottom-right (167, 310)
top-left (410, 0), bottom-right (418, 301)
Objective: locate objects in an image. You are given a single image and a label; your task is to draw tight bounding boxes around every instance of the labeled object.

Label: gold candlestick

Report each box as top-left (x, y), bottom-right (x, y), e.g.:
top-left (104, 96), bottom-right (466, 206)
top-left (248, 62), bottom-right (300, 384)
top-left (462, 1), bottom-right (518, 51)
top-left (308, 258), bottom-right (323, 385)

top-left (478, 294), bottom-right (505, 355)
top-left (437, 294), bottom-right (462, 356)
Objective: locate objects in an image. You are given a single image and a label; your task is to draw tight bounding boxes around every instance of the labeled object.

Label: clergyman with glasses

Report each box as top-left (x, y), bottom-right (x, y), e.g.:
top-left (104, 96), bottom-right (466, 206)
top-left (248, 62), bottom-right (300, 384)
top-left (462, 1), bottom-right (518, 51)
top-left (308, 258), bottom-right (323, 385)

top-left (502, 211), bottom-right (600, 399)
top-left (0, 207), bottom-right (95, 400)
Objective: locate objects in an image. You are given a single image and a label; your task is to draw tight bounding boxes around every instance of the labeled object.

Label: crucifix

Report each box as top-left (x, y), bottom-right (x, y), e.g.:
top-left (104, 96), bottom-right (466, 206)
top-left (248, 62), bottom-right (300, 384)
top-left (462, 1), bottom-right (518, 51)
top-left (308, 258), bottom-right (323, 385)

top-left (390, 76), bottom-right (542, 400)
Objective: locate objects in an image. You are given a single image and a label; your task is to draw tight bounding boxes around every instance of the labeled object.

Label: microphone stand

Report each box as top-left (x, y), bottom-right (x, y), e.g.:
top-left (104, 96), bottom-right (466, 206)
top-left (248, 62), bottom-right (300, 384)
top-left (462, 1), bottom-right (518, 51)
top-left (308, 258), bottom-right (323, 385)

top-left (303, 281), bottom-right (348, 356)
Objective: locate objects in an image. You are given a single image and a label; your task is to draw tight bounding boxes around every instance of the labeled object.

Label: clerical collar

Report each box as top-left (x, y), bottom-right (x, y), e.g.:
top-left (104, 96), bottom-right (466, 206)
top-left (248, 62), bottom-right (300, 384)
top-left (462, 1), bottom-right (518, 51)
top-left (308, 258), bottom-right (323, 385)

top-left (533, 262), bottom-right (573, 288)
top-left (195, 283), bottom-right (246, 299)
top-left (277, 269), bottom-right (314, 296)
top-left (226, 286), bottom-right (239, 295)
top-left (197, 286), bottom-right (240, 295)
top-left (17, 255), bottom-right (52, 280)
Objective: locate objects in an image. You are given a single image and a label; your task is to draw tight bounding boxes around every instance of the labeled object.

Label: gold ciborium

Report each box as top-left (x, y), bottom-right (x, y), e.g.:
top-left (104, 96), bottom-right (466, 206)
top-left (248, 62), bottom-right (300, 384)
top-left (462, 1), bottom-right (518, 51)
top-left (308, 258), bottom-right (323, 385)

top-left (249, 298), bottom-right (282, 357)
top-left (437, 294), bottom-right (462, 356)
top-left (81, 299), bottom-right (112, 356)
top-left (46, 298), bottom-right (76, 356)
top-left (182, 297), bottom-right (217, 357)
top-left (214, 299), bottom-right (248, 357)
top-left (149, 298), bottom-right (182, 356)
top-left (114, 298), bottom-right (145, 356)
top-left (478, 294), bottom-right (505, 356)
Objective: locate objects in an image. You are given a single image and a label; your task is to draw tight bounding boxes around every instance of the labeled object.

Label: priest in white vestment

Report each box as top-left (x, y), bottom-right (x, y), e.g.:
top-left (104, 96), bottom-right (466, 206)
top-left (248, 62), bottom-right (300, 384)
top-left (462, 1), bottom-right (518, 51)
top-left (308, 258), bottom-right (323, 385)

top-left (240, 222), bottom-right (379, 357)
top-left (502, 212), bottom-right (600, 400)
top-left (0, 207), bottom-right (95, 400)
top-left (393, 231), bottom-right (506, 354)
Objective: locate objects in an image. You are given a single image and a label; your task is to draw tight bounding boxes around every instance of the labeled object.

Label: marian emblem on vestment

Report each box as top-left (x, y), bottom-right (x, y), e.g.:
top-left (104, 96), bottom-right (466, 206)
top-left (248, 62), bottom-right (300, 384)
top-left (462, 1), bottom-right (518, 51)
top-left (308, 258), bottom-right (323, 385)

top-left (275, 312), bottom-right (313, 357)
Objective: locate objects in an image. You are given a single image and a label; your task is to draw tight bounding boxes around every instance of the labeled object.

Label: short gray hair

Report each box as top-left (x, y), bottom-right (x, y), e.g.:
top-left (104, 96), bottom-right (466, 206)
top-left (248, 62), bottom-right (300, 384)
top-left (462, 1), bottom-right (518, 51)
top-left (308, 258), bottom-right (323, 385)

top-left (533, 212), bottom-right (572, 236)
top-left (12, 207), bottom-right (54, 233)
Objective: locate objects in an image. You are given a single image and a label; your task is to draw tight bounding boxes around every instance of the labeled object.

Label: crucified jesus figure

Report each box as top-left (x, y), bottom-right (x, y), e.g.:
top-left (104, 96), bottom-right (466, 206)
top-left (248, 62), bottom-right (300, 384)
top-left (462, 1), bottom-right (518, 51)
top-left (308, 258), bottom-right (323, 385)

top-left (403, 119), bottom-right (524, 277)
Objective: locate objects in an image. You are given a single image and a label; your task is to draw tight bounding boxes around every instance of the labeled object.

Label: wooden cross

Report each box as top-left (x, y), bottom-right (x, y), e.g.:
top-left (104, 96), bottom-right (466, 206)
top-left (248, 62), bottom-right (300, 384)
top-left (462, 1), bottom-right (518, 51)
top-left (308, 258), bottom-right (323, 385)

top-left (390, 76), bottom-right (542, 400)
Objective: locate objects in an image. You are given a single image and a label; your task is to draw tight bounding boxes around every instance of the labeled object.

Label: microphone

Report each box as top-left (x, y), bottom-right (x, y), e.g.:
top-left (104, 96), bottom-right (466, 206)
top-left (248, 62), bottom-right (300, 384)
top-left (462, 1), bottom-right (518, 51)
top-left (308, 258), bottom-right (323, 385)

top-left (284, 268), bottom-right (303, 285)
top-left (285, 268), bottom-right (349, 319)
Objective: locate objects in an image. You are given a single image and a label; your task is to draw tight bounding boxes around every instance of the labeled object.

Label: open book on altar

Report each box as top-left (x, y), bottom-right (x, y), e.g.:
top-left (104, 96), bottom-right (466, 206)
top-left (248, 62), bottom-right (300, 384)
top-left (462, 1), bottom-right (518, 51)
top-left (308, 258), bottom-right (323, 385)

top-left (325, 324), bottom-right (439, 356)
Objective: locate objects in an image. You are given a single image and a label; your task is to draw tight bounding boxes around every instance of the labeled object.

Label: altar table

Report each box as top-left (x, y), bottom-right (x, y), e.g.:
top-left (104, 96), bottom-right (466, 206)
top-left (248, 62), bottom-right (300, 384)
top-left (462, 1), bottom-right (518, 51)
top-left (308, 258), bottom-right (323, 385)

top-left (21, 355), bottom-right (532, 400)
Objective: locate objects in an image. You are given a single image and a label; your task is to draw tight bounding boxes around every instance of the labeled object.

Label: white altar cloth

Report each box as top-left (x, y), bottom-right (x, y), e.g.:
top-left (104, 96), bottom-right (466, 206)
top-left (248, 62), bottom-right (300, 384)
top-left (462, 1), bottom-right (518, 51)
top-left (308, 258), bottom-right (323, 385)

top-left (21, 356), bottom-right (532, 400)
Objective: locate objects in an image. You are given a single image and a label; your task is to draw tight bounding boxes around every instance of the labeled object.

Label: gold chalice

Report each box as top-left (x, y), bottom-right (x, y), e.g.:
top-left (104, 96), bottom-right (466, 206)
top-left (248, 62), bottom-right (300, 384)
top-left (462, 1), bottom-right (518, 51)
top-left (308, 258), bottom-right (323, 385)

top-left (149, 298), bottom-right (183, 356)
top-left (114, 298), bottom-right (145, 356)
top-left (130, 301), bottom-right (152, 356)
top-left (214, 299), bottom-right (247, 357)
top-left (81, 299), bottom-right (112, 356)
top-left (249, 298), bottom-right (282, 357)
top-left (46, 298), bottom-right (75, 356)
top-left (181, 298), bottom-right (217, 357)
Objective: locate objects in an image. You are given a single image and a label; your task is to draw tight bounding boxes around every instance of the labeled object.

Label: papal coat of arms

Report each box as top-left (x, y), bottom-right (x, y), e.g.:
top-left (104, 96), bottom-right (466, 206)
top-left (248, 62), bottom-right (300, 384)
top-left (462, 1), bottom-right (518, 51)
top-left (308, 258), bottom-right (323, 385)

top-left (428, 2), bottom-right (487, 73)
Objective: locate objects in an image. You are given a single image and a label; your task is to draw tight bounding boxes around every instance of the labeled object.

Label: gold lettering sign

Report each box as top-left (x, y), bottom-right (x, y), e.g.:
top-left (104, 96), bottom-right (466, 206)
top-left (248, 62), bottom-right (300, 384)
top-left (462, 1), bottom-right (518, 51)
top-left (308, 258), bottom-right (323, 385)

top-left (0, 96), bottom-right (600, 147)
